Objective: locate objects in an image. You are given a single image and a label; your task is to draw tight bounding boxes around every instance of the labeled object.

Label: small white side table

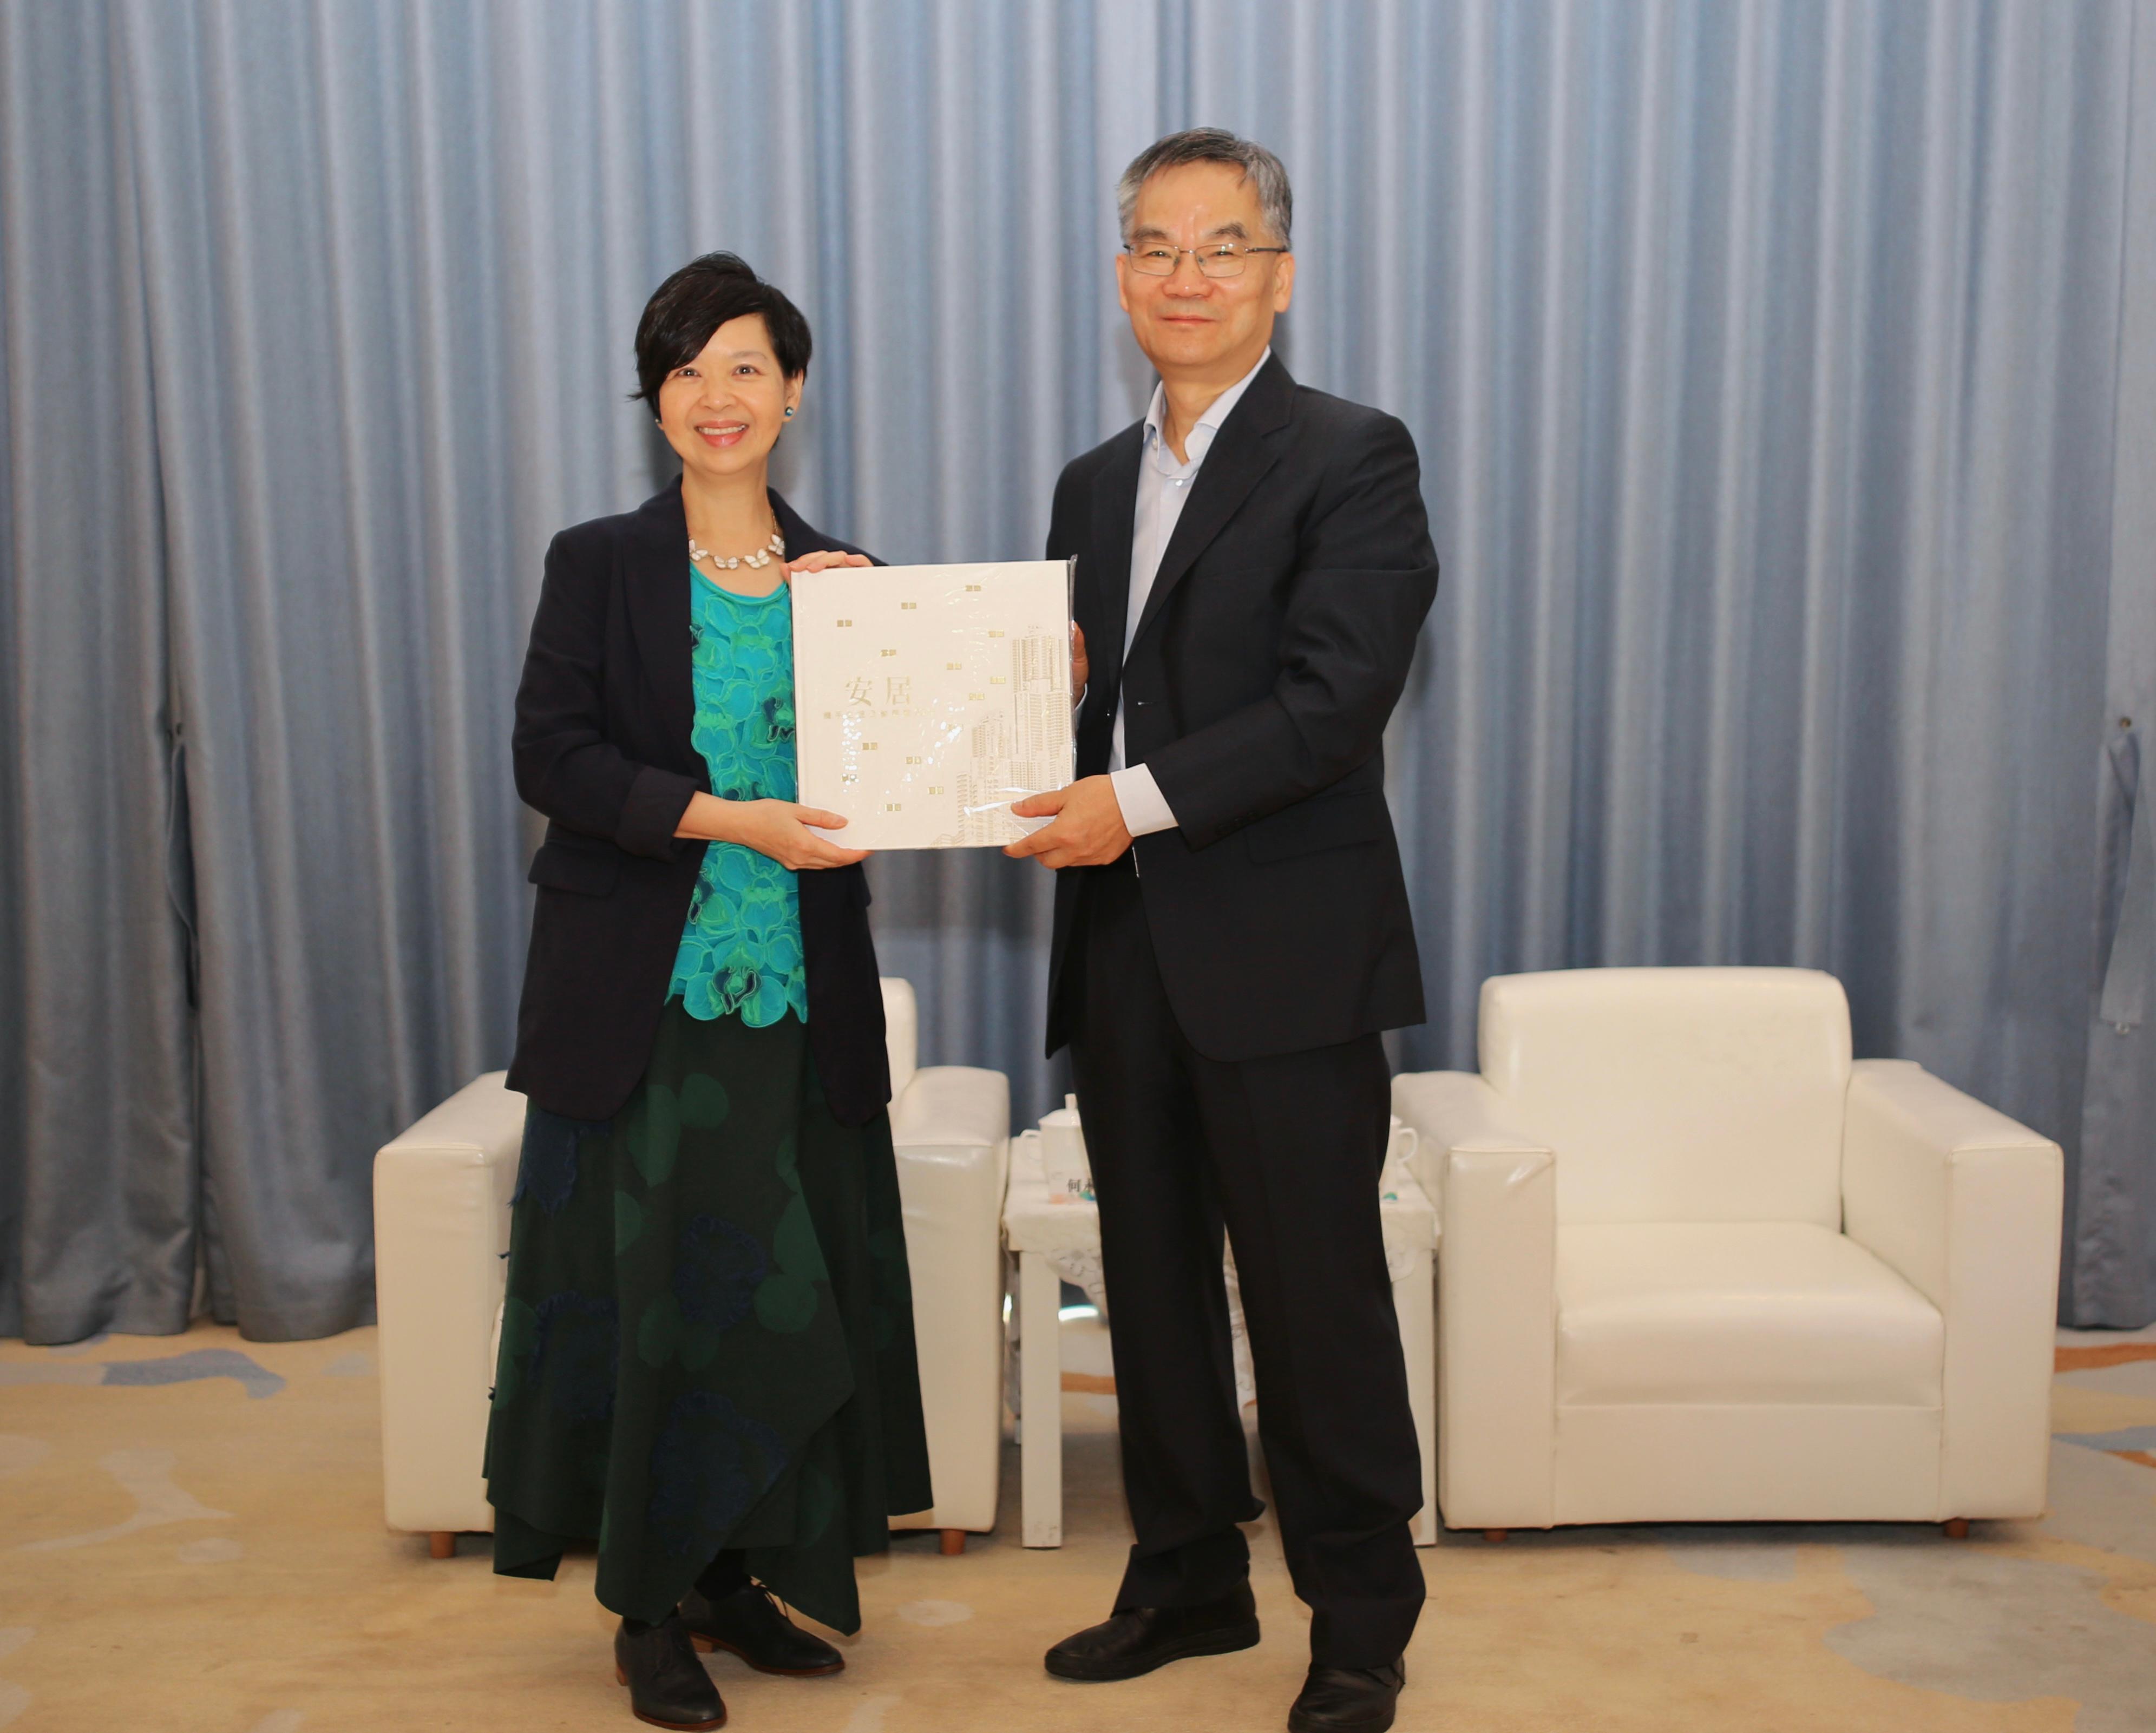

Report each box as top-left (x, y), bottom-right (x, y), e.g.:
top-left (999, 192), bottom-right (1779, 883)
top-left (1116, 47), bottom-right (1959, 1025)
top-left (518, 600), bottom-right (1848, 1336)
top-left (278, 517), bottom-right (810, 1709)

top-left (1002, 1133), bottom-right (1439, 1548)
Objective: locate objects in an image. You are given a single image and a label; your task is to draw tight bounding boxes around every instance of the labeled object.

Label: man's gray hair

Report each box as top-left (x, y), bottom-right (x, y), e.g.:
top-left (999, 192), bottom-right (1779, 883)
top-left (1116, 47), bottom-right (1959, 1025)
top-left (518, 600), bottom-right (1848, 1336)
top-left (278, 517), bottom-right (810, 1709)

top-left (1116, 128), bottom-right (1293, 249)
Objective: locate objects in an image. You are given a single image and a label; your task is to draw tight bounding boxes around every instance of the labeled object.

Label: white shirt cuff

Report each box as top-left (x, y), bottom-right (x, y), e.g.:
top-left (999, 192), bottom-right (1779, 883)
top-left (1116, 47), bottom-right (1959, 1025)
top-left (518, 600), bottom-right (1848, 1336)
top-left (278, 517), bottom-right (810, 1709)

top-left (1108, 764), bottom-right (1179, 837)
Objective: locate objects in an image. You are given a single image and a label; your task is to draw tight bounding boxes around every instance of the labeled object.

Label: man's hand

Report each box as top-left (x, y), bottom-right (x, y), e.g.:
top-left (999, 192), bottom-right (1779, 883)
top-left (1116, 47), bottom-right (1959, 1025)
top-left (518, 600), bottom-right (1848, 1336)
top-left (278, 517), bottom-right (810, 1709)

top-left (1004, 776), bottom-right (1132, 870)
top-left (1071, 621), bottom-right (1089, 699)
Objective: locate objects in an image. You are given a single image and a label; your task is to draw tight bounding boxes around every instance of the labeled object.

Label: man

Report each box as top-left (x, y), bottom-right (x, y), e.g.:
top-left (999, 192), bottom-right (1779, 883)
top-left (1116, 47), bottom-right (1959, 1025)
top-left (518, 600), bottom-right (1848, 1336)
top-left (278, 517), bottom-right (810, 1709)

top-left (1006, 129), bottom-right (1440, 1733)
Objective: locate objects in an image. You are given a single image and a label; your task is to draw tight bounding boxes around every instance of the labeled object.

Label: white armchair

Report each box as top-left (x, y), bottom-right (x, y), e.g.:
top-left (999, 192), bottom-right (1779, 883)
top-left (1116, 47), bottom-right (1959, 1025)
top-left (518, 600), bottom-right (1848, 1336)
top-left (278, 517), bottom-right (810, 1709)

top-left (1391, 967), bottom-right (2062, 1535)
top-left (373, 977), bottom-right (1011, 1557)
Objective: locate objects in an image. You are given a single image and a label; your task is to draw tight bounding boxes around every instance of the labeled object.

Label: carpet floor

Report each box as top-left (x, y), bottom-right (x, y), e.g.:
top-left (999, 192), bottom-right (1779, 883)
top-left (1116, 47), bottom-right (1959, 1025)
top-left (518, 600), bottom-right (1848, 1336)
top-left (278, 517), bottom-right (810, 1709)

top-left (3, 1317), bottom-right (2154, 1732)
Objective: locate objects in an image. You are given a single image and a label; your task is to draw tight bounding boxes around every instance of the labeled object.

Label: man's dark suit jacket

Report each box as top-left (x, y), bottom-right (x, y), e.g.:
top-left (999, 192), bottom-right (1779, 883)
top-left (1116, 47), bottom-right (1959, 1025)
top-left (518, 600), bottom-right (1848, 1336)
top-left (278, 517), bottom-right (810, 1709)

top-left (504, 481), bottom-right (889, 1126)
top-left (1045, 353), bottom-right (1439, 1061)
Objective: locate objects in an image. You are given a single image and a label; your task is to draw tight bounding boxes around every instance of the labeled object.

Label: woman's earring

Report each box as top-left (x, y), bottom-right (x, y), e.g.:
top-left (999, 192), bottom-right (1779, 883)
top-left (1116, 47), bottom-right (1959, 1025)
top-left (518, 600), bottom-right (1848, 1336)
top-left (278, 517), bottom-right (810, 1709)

top-left (784, 407), bottom-right (795, 418)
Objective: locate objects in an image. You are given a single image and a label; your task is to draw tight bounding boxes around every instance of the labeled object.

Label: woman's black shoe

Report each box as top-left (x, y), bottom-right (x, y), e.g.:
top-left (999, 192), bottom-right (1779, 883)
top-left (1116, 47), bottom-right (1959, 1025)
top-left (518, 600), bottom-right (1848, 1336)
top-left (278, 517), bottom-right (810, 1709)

top-left (1044, 1583), bottom-right (1261, 1681)
top-left (1286, 1658), bottom-right (1406, 1732)
top-left (613, 1614), bottom-right (726, 1730)
top-left (679, 1582), bottom-right (846, 1677)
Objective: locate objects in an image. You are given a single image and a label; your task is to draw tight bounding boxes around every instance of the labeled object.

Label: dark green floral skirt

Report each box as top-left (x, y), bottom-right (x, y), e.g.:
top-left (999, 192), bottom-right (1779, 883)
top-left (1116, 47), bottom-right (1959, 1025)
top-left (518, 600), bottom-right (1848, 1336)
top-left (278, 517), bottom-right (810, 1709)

top-left (483, 1001), bottom-right (932, 1631)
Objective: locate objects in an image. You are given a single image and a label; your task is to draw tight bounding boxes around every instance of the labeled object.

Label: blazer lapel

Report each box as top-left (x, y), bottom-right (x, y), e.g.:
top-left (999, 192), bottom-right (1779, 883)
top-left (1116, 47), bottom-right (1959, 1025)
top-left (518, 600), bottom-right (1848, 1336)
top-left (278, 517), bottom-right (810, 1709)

top-left (1130, 353), bottom-right (1295, 650)
top-left (625, 481), bottom-right (696, 757)
top-left (1087, 426), bottom-right (1144, 699)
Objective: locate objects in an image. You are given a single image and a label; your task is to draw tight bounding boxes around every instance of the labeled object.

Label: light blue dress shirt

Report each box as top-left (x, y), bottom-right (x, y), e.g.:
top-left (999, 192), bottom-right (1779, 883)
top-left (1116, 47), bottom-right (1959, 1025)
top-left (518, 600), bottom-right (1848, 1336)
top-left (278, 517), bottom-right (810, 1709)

top-left (1108, 347), bottom-right (1273, 836)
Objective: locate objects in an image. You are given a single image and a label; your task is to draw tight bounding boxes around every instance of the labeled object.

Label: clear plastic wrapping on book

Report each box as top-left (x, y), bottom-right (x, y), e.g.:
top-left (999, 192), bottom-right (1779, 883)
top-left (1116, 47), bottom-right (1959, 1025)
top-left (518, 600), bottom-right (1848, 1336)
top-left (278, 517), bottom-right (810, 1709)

top-left (791, 559), bottom-right (1077, 850)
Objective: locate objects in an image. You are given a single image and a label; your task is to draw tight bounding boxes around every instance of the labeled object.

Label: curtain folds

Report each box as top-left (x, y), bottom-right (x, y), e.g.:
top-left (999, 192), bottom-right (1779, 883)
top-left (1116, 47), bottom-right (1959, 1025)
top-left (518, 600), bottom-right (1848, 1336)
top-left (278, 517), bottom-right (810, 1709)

top-left (1, 0), bottom-right (199, 1342)
top-left (2073, 0), bottom-right (2156, 1328)
top-left (2, 0), bottom-right (2151, 1340)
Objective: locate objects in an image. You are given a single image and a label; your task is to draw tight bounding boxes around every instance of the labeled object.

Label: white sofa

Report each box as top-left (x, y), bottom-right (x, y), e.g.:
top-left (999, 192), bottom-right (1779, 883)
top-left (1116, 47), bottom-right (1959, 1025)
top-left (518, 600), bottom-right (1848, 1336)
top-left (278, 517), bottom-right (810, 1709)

top-left (374, 979), bottom-right (1011, 1557)
top-left (1391, 967), bottom-right (2062, 1536)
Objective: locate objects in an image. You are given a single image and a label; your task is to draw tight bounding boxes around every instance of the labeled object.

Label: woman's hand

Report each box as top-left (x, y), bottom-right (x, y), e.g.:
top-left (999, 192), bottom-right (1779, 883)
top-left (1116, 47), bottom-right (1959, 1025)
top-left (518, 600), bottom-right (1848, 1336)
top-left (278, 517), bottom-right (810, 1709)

top-left (676, 792), bottom-right (869, 868)
top-left (784, 549), bottom-right (873, 580)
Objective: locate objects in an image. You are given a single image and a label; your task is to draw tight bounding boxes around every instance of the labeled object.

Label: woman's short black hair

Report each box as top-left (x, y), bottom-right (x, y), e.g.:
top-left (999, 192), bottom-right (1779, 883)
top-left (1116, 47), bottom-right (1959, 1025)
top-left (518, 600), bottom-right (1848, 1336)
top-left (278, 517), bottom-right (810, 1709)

top-left (632, 253), bottom-right (812, 411)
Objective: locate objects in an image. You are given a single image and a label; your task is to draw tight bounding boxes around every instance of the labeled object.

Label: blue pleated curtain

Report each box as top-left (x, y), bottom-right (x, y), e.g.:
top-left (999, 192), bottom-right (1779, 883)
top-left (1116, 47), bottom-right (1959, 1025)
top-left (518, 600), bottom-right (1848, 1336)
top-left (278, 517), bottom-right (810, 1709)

top-left (2, 0), bottom-right (2152, 1342)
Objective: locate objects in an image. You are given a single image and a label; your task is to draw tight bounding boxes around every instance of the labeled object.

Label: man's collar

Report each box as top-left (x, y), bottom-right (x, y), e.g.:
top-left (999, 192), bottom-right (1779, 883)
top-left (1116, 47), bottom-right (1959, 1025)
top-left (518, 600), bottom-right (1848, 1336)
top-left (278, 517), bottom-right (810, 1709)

top-left (1143, 345), bottom-right (1275, 452)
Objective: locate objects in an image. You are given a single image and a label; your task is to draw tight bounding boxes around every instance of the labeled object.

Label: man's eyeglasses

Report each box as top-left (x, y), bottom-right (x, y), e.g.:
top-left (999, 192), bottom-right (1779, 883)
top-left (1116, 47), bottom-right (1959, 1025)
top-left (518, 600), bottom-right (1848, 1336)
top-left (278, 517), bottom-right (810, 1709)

top-left (1124, 241), bottom-right (1289, 279)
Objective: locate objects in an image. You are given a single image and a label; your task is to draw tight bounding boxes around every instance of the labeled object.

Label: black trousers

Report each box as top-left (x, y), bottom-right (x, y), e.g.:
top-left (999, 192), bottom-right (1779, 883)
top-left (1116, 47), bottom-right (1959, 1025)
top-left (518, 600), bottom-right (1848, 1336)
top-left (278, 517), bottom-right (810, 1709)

top-left (1064, 858), bottom-right (1425, 1668)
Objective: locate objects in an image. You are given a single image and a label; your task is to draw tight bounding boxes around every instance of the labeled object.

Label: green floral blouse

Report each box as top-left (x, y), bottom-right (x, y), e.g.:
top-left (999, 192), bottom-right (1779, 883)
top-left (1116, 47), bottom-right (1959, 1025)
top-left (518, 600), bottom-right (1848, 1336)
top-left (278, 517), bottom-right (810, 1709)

top-left (667, 571), bottom-right (810, 1026)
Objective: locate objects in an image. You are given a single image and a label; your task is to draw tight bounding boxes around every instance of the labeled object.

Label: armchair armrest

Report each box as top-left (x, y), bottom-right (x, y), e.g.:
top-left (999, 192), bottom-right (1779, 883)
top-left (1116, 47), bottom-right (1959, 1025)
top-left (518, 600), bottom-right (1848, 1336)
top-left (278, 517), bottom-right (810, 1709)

top-left (1843, 1059), bottom-right (2063, 1519)
top-left (1391, 1071), bottom-right (1557, 1529)
top-left (889, 1065), bottom-right (1011, 1533)
top-left (372, 1072), bottom-right (526, 1535)
top-left (1392, 1070), bottom-right (1553, 1220)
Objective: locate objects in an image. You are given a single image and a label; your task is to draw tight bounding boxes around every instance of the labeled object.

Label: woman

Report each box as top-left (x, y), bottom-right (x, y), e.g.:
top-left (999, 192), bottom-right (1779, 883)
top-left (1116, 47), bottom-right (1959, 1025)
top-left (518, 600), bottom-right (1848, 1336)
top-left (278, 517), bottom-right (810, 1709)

top-left (486, 253), bottom-right (931, 1732)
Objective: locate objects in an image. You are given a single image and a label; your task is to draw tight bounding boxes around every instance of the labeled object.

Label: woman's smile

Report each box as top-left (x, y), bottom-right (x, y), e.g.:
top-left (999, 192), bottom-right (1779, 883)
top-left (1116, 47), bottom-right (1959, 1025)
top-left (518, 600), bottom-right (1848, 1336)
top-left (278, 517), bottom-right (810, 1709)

top-left (693, 418), bottom-right (750, 448)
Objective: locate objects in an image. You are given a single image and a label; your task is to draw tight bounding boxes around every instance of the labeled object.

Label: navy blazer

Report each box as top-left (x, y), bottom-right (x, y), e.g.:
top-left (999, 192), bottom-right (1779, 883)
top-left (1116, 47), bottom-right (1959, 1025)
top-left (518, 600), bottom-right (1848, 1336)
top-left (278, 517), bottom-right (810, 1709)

top-left (1045, 354), bottom-right (1439, 1061)
top-left (504, 480), bottom-right (889, 1125)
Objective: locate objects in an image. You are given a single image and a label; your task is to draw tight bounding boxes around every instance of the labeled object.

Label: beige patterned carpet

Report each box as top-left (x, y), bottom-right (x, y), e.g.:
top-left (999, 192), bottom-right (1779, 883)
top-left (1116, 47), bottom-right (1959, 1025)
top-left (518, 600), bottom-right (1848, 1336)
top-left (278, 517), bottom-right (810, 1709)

top-left (2, 1316), bottom-right (2154, 1732)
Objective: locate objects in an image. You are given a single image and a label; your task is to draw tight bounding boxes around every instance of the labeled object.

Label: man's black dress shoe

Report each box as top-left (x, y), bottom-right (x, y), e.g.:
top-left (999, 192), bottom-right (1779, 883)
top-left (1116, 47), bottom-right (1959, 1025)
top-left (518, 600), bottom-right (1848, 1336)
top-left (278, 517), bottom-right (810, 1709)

top-left (678, 1581), bottom-right (846, 1676)
top-left (1287, 1658), bottom-right (1406, 1733)
top-left (1044, 1583), bottom-right (1261, 1682)
top-left (613, 1614), bottom-right (726, 1730)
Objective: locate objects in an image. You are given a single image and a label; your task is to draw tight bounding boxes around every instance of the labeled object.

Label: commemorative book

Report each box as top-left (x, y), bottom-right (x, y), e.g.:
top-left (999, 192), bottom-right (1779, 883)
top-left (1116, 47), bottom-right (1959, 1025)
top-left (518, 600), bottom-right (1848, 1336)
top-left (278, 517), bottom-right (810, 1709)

top-left (791, 559), bottom-right (1076, 850)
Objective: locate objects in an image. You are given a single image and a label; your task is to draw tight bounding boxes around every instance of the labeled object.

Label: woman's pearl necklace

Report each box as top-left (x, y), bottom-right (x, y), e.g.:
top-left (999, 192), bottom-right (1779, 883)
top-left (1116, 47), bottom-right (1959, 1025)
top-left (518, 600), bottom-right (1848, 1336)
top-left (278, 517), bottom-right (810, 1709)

top-left (689, 528), bottom-right (786, 572)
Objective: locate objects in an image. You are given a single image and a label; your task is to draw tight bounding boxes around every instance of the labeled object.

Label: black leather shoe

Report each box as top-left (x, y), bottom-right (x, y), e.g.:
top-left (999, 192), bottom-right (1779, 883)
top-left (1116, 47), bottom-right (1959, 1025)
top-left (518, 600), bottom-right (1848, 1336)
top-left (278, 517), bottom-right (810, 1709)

top-left (1044, 1583), bottom-right (1261, 1682)
top-left (679, 1581), bottom-right (845, 1676)
top-left (1287, 1658), bottom-right (1406, 1733)
top-left (613, 1614), bottom-right (726, 1730)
